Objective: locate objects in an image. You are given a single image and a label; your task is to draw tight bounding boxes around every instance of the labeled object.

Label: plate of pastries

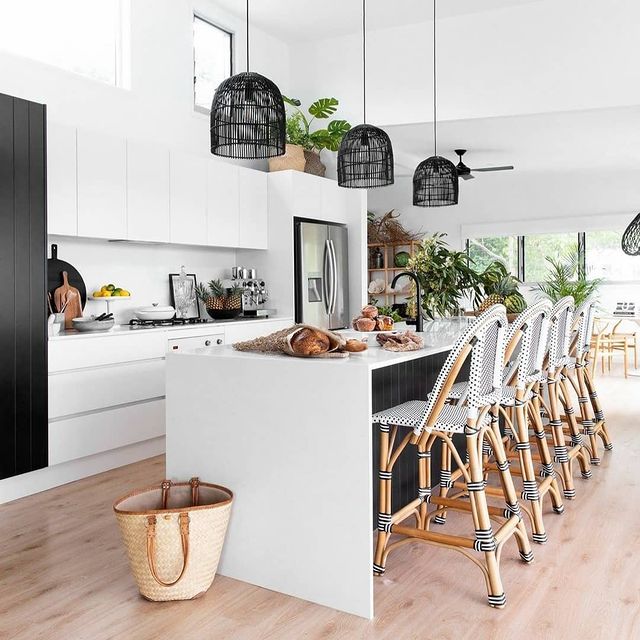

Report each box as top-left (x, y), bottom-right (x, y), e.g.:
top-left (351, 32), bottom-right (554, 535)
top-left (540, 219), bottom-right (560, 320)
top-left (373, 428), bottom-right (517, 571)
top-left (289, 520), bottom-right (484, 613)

top-left (351, 305), bottom-right (394, 332)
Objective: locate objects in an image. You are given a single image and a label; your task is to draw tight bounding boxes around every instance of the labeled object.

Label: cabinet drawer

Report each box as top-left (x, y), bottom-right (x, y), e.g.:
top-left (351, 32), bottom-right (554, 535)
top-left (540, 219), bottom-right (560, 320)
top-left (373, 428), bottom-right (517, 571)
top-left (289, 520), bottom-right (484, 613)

top-left (49, 359), bottom-right (165, 419)
top-left (49, 399), bottom-right (165, 465)
top-left (49, 332), bottom-right (166, 372)
top-left (167, 333), bottom-right (225, 353)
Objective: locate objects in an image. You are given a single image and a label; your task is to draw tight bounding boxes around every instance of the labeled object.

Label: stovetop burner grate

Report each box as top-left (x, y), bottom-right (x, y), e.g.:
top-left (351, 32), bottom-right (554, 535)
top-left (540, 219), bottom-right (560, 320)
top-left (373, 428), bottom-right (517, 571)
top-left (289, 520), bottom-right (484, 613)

top-left (128, 317), bottom-right (212, 328)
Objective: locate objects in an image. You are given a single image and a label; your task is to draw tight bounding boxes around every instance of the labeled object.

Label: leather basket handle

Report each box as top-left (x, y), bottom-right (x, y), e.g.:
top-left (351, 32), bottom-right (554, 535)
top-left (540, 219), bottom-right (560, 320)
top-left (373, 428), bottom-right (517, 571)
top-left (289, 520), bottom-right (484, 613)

top-left (146, 512), bottom-right (190, 587)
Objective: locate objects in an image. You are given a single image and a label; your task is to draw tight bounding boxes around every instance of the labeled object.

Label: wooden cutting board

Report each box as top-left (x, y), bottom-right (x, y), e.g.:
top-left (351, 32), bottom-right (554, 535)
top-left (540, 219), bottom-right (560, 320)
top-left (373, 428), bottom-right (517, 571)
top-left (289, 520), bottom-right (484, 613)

top-left (54, 271), bottom-right (83, 329)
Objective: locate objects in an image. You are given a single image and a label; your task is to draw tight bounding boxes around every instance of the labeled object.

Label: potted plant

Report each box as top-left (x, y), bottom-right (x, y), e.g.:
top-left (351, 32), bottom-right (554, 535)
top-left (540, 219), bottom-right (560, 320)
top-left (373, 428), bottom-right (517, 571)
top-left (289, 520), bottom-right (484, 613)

top-left (534, 246), bottom-right (602, 306)
top-left (407, 234), bottom-right (483, 320)
top-left (268, 96), bottom-right (351, 177)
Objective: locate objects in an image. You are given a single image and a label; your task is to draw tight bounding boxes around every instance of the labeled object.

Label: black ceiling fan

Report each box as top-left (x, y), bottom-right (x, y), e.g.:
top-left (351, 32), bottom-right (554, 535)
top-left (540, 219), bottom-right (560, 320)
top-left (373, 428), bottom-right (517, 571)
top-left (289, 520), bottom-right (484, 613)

top-left (454, 149), bottom-right (514, 181)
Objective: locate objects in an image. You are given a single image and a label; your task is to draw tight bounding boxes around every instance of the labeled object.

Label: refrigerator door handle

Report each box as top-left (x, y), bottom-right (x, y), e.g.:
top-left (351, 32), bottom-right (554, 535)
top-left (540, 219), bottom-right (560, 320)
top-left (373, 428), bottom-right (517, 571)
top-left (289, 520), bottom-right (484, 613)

top-left (329, 239), bottom-right (338, 314)
top-left (323, 240), bottom-right (331, 315)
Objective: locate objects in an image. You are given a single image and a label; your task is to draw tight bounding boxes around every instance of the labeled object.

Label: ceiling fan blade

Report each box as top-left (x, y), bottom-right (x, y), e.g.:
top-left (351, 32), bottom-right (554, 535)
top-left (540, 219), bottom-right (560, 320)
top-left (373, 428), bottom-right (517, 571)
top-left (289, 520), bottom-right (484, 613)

top-left (460, 172), bottom-right (475, 180)
top-left (471, 165), bottom-right (514, 173)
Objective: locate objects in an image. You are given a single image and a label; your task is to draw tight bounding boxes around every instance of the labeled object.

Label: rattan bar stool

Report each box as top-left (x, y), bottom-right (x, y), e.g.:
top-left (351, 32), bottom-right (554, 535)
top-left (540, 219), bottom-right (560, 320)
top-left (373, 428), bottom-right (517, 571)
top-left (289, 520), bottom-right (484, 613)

top-left (371, 305), bottom-right (532, 609)
top-left (537, 296), bottom-right (591, 499)
top-left (564, 300), bottom-right (613, 464)
top-left (441, 301), bottom-right (565, 544)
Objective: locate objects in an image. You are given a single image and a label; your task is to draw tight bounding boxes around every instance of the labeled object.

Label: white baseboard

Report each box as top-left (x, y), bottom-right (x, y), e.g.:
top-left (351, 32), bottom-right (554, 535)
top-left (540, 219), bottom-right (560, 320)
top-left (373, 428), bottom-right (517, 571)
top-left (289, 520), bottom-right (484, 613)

top-left (0, 437), bottom-right (165, 505)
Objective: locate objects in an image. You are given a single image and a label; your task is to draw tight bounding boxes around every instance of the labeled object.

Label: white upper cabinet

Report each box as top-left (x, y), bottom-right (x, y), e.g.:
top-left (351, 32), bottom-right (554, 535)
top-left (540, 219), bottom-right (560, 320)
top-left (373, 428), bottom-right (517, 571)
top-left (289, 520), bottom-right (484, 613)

top-left (127, 140), bottom-right (170, 243)
top-left (238, 167), bottom-right (268, 249)
top-left (47, 122), bottom-right (77, 236)
top-left (207, 159), bottom-right (239, 247)
top-left (77, 129), bottom-right (127, 239)
top-left (170, 151), bottom-right (207, 245)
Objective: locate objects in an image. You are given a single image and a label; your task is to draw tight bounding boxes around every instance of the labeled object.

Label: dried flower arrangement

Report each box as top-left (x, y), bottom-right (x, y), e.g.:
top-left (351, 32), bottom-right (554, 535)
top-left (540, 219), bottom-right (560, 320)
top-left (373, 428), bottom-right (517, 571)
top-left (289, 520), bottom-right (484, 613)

top-left (367, 210), bottom-right (422, 244)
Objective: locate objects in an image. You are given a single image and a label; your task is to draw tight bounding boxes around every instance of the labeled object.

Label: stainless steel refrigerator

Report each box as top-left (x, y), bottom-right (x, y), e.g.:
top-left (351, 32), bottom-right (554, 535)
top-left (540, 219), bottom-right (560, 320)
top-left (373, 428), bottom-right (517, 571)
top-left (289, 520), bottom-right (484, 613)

top-left (294, 218), bottom-right (349, 330)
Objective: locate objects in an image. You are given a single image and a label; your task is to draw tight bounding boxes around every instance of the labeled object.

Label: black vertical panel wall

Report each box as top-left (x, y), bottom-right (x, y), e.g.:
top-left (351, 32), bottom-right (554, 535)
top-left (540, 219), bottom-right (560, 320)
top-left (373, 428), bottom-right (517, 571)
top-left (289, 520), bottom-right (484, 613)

top-left (0, 92), bottom-right (47, 479)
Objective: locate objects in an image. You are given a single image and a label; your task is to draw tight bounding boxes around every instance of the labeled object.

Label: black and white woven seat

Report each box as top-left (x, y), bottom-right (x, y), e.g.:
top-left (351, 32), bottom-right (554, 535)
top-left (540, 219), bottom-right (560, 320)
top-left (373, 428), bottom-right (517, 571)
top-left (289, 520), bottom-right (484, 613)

top-left (372, 401), bottom-right (491, 433)
top-left (372, 305), bottom-right (533, 609)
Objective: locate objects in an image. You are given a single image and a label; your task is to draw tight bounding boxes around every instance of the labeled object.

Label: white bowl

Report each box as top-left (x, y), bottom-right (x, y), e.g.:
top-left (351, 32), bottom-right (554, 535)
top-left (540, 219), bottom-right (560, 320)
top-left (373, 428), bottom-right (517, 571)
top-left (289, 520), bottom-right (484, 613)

top-left (134, 304), bottom-right (176, 321)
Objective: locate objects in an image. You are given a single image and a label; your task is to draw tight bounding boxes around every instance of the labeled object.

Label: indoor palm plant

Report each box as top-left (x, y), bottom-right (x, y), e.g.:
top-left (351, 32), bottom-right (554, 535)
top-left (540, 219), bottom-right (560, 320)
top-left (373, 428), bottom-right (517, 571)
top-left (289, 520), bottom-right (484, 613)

top-left (268, 96), bottom-right (351, 176)
top-left (534, 246), bottom-right (602, 306)
top-left (407, 234), bottom-right (483, 320)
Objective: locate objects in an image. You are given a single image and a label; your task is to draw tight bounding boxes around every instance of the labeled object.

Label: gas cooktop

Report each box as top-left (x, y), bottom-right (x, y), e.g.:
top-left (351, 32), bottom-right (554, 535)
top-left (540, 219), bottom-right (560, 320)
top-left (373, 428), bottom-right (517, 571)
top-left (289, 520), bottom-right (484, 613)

top-left (128, 318), bottom-right (212, 329)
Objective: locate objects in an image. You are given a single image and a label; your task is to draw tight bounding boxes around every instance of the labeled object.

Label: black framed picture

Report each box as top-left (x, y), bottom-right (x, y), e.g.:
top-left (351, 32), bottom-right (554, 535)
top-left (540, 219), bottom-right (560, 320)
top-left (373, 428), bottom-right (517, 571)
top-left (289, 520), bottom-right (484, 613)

top-left (169, 273), bottom-right (200, 319)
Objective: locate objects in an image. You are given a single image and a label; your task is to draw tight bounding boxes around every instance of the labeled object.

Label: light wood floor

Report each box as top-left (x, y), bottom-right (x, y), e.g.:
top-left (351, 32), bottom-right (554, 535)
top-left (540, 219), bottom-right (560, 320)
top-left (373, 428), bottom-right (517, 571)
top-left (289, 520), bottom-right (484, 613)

top-left (1, 372), bottom-right (639, 640)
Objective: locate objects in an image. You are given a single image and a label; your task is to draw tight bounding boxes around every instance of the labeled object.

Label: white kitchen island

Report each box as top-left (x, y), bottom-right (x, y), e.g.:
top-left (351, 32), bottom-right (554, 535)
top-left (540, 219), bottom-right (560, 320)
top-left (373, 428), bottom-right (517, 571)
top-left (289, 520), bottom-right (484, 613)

top-left (165, 319), bottom-right (471, 619)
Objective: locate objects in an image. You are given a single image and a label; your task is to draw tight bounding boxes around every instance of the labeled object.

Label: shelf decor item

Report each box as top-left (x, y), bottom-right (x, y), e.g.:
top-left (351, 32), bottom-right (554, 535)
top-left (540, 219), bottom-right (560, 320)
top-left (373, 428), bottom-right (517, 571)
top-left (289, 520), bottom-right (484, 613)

top-left (337, 0), bottom-right (394, 189)
top-left (170, 268), bottom-right (200, 320)
top-left (413, 0), bottom-right (459, 207)
top-left (622, 212), bottom-right (640, 256)
top-left (367, 210), bottom-right (422, 244)
top-left (113, 477), bottom-right (233, 601)
top-left (271, 96), bottom-right (352, 176)
top-left (210, 0), bottom-right (285, 159)
top-left (394, 251), bottom-right (410, 268)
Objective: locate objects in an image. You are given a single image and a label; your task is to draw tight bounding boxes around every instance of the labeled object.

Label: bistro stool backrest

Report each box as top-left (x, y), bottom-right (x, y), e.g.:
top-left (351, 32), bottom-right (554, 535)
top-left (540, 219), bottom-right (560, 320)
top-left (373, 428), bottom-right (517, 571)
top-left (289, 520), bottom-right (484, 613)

top-left (572, 299), bottom-right (597, 364)
top-left (416, 304), bottom-right (508, 436)
top-left (547, 296), bottom-right (575, 371)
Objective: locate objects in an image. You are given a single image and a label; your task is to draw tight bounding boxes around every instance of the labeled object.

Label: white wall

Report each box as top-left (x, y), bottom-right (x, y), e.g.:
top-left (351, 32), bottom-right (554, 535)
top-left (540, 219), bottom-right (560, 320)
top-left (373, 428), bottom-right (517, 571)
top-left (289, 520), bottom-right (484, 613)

top-left (50, 236), bottom-right (236, 323)
top-left (290, 0), bottom-right (640, 129)
top-left (0, 0), bottom-right (290, 164)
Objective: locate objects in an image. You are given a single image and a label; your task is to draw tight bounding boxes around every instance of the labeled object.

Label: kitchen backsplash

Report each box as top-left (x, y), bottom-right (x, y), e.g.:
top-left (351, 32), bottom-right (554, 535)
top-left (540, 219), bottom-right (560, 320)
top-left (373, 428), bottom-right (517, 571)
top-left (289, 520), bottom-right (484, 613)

top-left (49, 235), bottom-right (236, 324)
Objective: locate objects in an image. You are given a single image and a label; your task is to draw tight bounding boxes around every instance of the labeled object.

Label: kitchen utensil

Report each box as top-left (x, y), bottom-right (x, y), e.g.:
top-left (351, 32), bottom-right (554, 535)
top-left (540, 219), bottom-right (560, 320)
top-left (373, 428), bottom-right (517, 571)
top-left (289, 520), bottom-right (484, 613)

top-left (47, 244), bottom-right (86, 310)
top-left (134, 303), bottom-right (176, 321)
top-left (249, 268), bottom-right (257, 280)
top-left (241, 268), bottom-right (250, 280)
top-left (54, 278), bottom-right (83, 329)
top-left (72, 316), bottom-right (115, 332)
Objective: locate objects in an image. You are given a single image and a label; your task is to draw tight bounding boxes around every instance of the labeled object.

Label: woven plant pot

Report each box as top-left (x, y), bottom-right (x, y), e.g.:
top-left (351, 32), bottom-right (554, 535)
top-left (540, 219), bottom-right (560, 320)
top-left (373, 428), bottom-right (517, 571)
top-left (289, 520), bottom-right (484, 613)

top-left (114, 478), bottom-right (233, 602)
top-left (268, 143), bottom-right (306, 172)
top-left (304, 150), bottom-right (326, 177)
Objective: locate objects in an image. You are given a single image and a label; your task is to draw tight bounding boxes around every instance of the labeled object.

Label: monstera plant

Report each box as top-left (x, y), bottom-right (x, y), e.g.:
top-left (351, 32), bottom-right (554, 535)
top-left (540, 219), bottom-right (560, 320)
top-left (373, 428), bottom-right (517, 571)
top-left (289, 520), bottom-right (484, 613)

top-left (268, 96), bottom-right (352, 177)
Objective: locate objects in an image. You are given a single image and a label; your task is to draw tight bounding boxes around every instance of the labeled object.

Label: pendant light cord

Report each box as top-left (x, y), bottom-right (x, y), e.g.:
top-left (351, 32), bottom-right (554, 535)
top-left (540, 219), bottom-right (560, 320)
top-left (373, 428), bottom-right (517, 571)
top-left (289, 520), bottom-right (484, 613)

top-left (246, 0), bottom-right (250, 72)
top-left (433, 0), bottom-right (437, 156)
top-left (362, 0), bottom-right (367, 124)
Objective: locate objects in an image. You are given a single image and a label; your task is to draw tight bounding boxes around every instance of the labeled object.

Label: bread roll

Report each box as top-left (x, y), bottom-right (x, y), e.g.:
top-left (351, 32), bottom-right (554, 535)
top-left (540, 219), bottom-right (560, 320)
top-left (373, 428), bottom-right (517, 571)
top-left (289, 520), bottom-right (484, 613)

top-left (290, 328), bottom-right (330, 355)
top-left (361, 305), bottom-right (379, 319)
top-left (344, 339), bottom-right (368, 353)
top-left (376, 315), bottom-right (394, 331)
top-left (355, 317), bottom-right (376, 332)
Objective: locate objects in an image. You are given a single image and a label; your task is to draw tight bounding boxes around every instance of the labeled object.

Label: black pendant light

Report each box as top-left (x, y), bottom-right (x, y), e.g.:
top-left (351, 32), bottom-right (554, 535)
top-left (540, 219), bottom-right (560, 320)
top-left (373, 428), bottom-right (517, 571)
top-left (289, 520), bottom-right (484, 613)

top-left (337, 0), bottom-right (394, 188)
top-left (413, 0), bottom-right (458, 207)
top-left (210, 0), bottom-right (285, 159)
top-left (622, 213), bottom-right (640, 255)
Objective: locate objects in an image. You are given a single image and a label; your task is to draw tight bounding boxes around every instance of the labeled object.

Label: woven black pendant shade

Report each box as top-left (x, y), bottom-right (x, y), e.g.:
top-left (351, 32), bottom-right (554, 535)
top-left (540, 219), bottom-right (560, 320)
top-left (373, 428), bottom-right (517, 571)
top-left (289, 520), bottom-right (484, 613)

top-left (210, 71), bottom-right (285, 159)
top-left (413, 156), bottom-right (459, 207)
top-left (337, 125), bottom-right (394, 188)
top-left (622, 212), bottom-right (640, 255)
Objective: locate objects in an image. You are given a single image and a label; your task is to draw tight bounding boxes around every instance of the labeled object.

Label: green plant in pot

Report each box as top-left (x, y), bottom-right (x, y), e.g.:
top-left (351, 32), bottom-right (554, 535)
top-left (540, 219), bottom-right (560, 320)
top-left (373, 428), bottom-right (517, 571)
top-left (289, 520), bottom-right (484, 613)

top-left (407, 234), bottom-right (483, 320)
top-left (268, 96), bottom-right (351, 177)
top-left (534, 246), bottom-right (602, 306)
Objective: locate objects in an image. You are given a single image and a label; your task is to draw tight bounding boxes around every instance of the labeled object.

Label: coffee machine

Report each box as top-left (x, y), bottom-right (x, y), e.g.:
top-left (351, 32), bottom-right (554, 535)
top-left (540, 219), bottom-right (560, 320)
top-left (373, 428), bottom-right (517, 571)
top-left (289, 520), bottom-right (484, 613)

top-left (231, 266), bottom-right (276, 317)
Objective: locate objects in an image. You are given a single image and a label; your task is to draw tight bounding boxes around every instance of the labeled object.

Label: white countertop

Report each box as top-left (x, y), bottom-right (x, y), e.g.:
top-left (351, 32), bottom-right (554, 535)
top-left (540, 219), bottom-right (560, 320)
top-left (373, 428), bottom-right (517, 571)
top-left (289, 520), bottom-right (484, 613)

top-left (170, 318), bottom-right (472, 370)
top-left (48, 316), bottom-right (291, 340)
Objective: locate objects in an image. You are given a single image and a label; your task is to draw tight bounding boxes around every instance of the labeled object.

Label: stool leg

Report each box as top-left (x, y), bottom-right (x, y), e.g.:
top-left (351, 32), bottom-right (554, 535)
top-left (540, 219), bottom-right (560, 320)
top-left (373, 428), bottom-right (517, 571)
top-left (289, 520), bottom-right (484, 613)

top-left (584, 367), bottom-right (613, 453)
top-left (547, 376), bottom-right (575, 499)
top-left (434, 441), bottom-right (452, 525)
top-left (373, 424), bottom-right (392, 575)
top-left (417, 443), bottom-right (432, 530)
top-left (513, 397), bottom-right (547, 543)
top-left (558, 374), bottom-right (592, 479)
top-left (464, 427), bottom-right (506, 608)
top-left (528, 394), bottom-right (564, 515)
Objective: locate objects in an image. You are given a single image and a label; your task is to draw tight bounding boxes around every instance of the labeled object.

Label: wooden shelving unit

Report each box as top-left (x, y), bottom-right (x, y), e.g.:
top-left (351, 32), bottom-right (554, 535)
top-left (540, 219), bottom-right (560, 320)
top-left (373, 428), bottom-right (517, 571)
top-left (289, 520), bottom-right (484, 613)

top-left (367, 241), bottom-right (418, 304)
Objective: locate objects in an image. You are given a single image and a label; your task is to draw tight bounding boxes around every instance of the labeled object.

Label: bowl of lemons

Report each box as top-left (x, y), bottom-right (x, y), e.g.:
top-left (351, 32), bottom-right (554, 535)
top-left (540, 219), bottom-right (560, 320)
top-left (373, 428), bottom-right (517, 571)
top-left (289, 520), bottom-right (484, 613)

top-left (92, 284), bottom-right (131, 298)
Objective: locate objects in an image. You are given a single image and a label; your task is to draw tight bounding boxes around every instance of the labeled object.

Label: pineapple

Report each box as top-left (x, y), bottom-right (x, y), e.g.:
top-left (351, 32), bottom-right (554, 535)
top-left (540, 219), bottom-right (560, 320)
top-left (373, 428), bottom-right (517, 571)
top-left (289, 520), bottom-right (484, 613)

top-left (225, 283), bottom-right (243, 310)
top-left (207, 279), bottom-right (226, 310)
top-left (478, 275), bottom-right (520, 312)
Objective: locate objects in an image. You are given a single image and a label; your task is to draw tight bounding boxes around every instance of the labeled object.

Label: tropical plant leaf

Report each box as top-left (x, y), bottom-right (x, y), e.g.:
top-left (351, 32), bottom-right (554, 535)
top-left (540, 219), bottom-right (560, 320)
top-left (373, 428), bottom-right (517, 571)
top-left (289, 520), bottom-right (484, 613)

top-left (283, 95), bottom-right (301, 107)
top-left (328, 119), bottom-right (351, 136)
top-left (308, 98), bottom-right (339, 119)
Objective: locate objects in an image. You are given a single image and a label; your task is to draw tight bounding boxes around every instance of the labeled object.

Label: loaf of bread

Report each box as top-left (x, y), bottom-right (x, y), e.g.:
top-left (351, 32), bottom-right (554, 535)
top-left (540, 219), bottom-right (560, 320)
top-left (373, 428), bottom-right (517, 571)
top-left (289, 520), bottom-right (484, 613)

top-left (354, 317), bottom-right (376, 332)
top-left (289, 327), bottom-right (331, 355)
top-left (344, 339), bottom-right (368, 352)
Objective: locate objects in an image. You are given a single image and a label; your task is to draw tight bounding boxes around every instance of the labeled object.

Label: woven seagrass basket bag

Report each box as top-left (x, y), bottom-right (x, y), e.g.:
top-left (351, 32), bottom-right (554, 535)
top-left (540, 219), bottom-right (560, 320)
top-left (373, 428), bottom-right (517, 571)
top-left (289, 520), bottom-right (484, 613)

top-left (113, 477), bottom-right (233, 601)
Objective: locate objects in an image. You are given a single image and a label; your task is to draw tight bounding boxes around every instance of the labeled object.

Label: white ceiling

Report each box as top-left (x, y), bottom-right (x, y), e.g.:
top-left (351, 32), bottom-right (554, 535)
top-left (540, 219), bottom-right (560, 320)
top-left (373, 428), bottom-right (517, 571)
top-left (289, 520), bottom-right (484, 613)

top-left (387, 106), bottom-right (640, 175)
top-left (215, 0), bottom-right (541, 42)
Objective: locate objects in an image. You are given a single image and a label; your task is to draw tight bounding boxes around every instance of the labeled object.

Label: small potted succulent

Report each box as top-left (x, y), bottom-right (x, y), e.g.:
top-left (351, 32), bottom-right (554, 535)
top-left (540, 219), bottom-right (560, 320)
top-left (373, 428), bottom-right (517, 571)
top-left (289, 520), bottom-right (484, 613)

top-left (268, 96), bottom-right (351, 177)
top-left (196, 279), bottom-right (243, 320)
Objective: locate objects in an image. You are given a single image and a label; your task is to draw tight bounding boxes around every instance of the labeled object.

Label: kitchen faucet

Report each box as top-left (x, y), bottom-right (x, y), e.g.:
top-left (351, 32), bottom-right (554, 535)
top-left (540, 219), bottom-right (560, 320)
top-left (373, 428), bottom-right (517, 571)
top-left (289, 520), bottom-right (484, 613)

top-left (390, 271), bottom-right (423, 332)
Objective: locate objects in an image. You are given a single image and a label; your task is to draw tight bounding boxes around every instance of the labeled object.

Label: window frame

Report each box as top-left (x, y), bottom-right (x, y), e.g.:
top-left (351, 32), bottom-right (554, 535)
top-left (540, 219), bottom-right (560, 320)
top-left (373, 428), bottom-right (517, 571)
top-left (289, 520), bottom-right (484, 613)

top-left (193, 12), bottom-right (234, 115)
